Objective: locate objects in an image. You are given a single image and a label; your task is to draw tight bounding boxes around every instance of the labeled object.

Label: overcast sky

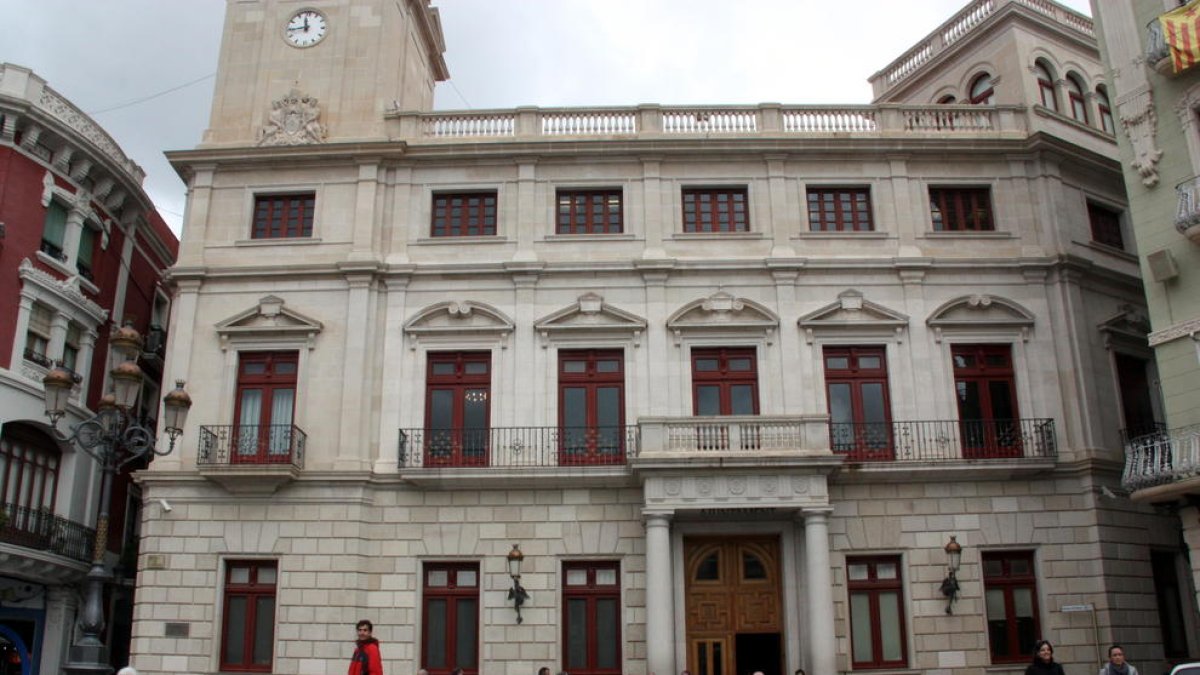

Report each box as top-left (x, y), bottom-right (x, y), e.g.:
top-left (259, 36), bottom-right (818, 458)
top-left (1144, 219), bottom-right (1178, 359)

top-left (3, 0), bottom-right (1092, 236)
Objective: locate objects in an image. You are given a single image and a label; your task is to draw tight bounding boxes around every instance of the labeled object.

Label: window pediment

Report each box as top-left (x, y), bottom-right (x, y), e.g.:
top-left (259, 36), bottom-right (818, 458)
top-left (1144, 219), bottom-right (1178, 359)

top-left (534, 293), bottom-right (647, 347)
top-left (215, 295), bottom-right (323, 350)
top-left (666, 291), bottom-right (779, 346)
top-left (1098, 303), bottom-right (1151, 349)
top-left (797, 289), bottom-right (909, 343)
top-left (927, 294), bottom-right (1034, 342)
top-left (404, 300), bottom-right (514, 349)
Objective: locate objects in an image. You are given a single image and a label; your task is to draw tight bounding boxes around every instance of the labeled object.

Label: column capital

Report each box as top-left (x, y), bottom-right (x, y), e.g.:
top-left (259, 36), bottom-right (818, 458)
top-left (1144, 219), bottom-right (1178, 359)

top-left (799, 506), bottom-right (834, 522)
top-left (643, 510), bottom-right (674, 526)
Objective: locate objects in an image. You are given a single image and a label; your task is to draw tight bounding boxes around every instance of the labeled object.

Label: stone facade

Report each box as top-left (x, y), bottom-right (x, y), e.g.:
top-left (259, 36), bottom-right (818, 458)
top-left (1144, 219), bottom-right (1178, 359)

top-left (130, 1), bottom-right (1198, 675)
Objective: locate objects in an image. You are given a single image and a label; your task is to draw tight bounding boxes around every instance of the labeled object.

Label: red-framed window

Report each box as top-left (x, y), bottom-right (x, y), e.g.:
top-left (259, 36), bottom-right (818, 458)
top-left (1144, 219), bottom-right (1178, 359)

top-left (929, 187), bottom-right (993, 232)
top-left (682, 188), bottom-right (749, 233)
top-left (1087, 201), bottom-right (1124, 250)
top-left (982, 551), bottom-right (1039, 664)
top-left (1034, 62), bottom-right (1057, 111)
top-left (425, 352), bottom-right (491, 467)
top-left (559, 350), bottom-right (625, 465)
top-left (252, 193), bottom-right (315, 239)
top-left (422, 563), bottom-right (479, 675)
top-left (557, 189), bottom-right (623, 234)
top-left (1097, 86), bottom-right (1115, 135)
top-left (691, 347), bottom-right (758, 416)
top-left (1151, 550), bottom-right (1190, 658)
top-left (1066, 74), bottom-right (1089, 123)
top-left (76, 224), bottom-right (98, 281)
top-left (220, 560), bottom-right (277, 672)
top-left (807, 188), bottom-right (873, 232)
top-left (846, 556), bottom-right (907, 670)
top-left (952, 344), bottom-right (1021, 458)
top-left (937, 95), bottom-right (957, 104)
top-left (233, 352), bottom-right (298, 464)
top-left (824, 346), bottom-right (892, 459)
top-left (432, 192), bottom-right (497, 237)
top-left (0, 424), bottom-right (60, 513)
top-left (563, 561), bottom-right (622, 675)
top-left (969, 73), bottom-right (994, 104)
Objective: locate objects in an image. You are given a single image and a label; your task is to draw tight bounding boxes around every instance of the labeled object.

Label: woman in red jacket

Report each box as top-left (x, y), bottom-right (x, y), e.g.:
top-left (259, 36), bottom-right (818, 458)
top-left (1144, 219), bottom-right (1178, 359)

top-left (348, 620), bottom-right (383, 675)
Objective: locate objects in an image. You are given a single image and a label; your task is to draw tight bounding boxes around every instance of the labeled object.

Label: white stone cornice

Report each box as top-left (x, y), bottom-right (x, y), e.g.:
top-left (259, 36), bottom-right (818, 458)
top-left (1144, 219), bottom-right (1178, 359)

top-left (534, 293), bottom-right (648, 347)
top-left (215, 295), bottom-right (324, 351)
top-left (1148, 315), bottom-right (1200, 347)
top-left (18, 258), bottom-right (107, 324)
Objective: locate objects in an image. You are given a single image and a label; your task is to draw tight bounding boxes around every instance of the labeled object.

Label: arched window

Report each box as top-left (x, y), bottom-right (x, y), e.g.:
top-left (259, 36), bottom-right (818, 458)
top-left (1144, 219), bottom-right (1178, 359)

top-left (938, 95), bottom-right (957, 104)
top-left (969, 73), bottom-right (994, 105)
top-left (1, 424), bottom-right (61, 513)
top-left (1067, 74), bottom-right (1088, 123)
top-left (1096, 85), bottom-right (1115, 134)
top-left (1034, 61), bottom-right (1058, 111)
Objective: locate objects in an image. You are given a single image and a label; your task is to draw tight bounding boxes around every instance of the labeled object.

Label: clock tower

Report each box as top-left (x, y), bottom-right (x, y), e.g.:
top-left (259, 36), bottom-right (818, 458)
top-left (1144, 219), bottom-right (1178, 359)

top-left (202, 0), bottom-right (448, 147)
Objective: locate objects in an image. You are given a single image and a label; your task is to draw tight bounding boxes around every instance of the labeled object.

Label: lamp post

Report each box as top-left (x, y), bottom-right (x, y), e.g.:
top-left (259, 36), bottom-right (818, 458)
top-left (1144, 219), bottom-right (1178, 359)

top-left (939, 535), bottom-right (963, 615)
top-left (506, 543), bottom-right (529, 624)
top-left (43, 323), bottom-right (191, 675)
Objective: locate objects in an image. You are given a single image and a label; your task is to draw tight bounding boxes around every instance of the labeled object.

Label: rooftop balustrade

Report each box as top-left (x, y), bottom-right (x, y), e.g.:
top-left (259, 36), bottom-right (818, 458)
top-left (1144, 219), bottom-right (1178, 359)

top-left (388, 103), bottom-right (1031, 143)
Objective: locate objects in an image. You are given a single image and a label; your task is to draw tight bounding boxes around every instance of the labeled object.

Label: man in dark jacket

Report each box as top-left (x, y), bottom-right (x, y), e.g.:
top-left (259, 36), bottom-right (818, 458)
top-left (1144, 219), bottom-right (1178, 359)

top-left (348, 620), bottom-right (383, 675)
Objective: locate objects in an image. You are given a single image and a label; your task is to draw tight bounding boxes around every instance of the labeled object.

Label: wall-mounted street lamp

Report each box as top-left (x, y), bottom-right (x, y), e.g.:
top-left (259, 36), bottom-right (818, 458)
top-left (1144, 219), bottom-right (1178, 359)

top-left (939, 535), bottom-right (963, 615)
top-left (44, 322), bottom-right (192, 674)
top-left (506, 543), bottom-right (529, 624)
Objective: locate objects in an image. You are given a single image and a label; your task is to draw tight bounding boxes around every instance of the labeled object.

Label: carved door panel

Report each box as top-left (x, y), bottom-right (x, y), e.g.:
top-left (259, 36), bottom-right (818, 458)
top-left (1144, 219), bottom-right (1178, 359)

top-left (684, 537), bottom-right (782, 674)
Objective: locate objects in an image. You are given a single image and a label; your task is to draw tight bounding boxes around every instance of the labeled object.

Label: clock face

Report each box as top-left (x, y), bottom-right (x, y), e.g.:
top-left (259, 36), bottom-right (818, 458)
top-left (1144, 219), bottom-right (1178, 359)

top-left (284, 10), bottom-right (327, 48)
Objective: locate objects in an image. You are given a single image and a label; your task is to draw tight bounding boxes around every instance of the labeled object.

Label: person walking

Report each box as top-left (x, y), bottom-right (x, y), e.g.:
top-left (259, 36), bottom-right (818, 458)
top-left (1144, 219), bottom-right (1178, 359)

top-left (348, 620), bottom-right (383, 675)
top-left (1026, 640), bottom-right (1066, 675)
top-left (1099, 645), bottom-right (1139, 675)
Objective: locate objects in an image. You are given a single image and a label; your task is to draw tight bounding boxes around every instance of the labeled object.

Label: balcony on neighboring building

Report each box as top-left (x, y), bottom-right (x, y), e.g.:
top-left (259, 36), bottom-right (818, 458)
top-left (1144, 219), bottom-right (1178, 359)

top-left (1174, 176), bottom-right (1200, 243)
top-left (0, 502), bottom-right (95, 582)
top-left (197, 424), bottom-right (306, 494)
top-left (1122, 424), bottom-right (1200, 501)
top-left (1146, 11), bottom-right (1200, 77)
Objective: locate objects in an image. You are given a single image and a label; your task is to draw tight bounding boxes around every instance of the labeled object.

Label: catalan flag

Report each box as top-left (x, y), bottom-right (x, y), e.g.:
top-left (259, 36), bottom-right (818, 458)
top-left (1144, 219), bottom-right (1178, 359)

top-left (1162, 0), bottom-right (1200, 73)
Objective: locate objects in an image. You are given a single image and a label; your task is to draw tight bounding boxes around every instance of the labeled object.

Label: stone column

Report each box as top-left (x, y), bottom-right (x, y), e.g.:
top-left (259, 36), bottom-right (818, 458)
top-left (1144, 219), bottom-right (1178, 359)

top-left (803, 508), bottom-right (836, 675)
top-left (62, 205), bottom-right (87, 269)
top-left (43, 584), bottom-right (78, 675)
top-left (48, 311), bottom-right (70, 366)
top-left (644, 512), bottom-right (675, 675)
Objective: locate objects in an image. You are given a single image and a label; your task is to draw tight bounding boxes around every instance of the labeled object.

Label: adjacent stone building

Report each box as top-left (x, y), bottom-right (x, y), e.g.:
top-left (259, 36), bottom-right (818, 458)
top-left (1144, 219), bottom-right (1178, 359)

top-left (0, 64), bottom-right (180, 675)
top-left (133, 1), bottom-right (1197, 674)
top-left (1091, 2), bottom-right (1200, 654)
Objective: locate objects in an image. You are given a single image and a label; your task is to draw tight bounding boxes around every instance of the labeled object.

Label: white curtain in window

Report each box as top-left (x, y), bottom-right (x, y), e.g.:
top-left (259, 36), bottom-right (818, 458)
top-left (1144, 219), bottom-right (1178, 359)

top-left (268, 389), bottom-right (294, 456)
top-left (237, 391), bottom-right (262, 456)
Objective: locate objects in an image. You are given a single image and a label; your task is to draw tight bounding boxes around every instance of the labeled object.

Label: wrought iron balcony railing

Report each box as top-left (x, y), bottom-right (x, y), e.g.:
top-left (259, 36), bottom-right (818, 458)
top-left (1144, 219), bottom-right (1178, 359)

top-left (829, 418), bottom-right (1057, 462)
top-left (399, 426), bottom-right (639, 469)
top-left (198, 424), bottom-right (306, 469)
top-left (0, 502), bottom-right (95, 562)
top-left (1123, 424), bottom-right (1200, 491)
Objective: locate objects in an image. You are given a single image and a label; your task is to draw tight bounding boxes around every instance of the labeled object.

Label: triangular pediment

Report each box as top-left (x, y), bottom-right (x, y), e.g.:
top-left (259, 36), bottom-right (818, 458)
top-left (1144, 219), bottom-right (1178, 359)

top-left (534, 293), bottom-right (648, 347)
top-left (666, 291), bottom-right (779, 345)
top-left (798, 290), bottom-right (909, 343)
top-left (404, 301), bottom-right (515, 348)
top-left (215, 296), bottom-right (323, 350)
top-left (1098, 304), bottom-right (1151, 348)
top-left (927, 294), bottom-right (1034, 342)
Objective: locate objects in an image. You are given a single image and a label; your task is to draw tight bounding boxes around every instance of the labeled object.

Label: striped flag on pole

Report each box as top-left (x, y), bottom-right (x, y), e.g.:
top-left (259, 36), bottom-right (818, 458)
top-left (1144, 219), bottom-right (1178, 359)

top-left (1162, 0), bottom-right (1200, 73)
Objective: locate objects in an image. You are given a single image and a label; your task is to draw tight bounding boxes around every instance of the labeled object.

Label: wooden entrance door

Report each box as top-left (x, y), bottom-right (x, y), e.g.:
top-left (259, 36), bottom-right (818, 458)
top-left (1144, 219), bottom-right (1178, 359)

top-left (684, 537), bottom-right (782, 675)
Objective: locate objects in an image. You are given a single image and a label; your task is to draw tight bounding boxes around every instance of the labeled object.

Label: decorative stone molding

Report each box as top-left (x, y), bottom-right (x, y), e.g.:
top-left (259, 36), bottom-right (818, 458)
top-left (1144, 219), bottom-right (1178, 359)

top-left (259, 88), bottom-right (327, 146)
top-left (926, 294), bottom-right (1035, 342)
top-left (215, 295), bottom-right (324, 350)
top-left (797, 289), bottom-right (909, 344)
top-left (18, 258), bottom-right (107, 323)
top-left (642, 473), bottom-right (829, 510)
top-left (403, 300), bottom-right (514, 349)
top-left (1148, 315), bottom-right (1200, 347)
top-left (35, 84), bottom-right (143, 183)
top-left (533, 293), bottom-right (647, 347)
top-left (666, 291), bottom-right (779, 346)
top-left (1098, 304), bottom-right (1151, 349)
top-left (1117, 85), bottom-right (1163, 187)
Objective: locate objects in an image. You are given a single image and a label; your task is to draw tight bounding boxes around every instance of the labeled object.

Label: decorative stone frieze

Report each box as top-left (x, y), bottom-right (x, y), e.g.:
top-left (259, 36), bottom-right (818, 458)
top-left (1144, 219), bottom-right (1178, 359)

top-left (534, 293), bottom-right (647, 347)
top-left (215, 295), bottom-right (324, 351)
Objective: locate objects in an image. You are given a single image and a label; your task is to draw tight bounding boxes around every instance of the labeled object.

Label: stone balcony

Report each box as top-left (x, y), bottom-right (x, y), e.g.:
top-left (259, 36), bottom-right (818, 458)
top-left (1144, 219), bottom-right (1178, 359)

top-left (1122, 424), bottom-right (1200, 502)
top-left (196, 424), bottom-right (306, 494)
top-left (0, 502), bottom-right (94, 584)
